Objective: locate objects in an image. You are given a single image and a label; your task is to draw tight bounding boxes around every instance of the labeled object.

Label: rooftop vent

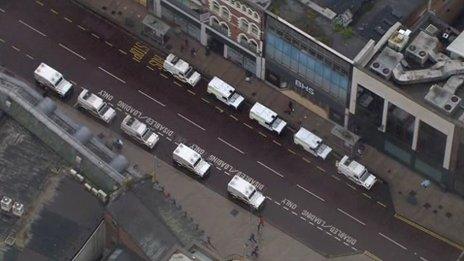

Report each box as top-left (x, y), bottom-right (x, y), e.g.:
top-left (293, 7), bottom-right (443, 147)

top-left (425, 24), bottom-right (439, 36)
top-left (424, 84), bottom-right (461, 115)
top-left (388, 29), bottom-right (411, 52)
top-left (12, 202), bottom-right (24, 217)
top-left (1, 196), bottom-right (12, 212)
top-left (370, 47), bottom-right (404, 80)
top-left (406, 31), bottom-right (438, 65)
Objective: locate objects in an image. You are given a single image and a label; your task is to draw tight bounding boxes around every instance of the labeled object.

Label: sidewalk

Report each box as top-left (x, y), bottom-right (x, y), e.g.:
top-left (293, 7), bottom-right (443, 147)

top-left (75, 0), bottom-right (464, 249)
top-left (54, 100), bottom-right (371, 261)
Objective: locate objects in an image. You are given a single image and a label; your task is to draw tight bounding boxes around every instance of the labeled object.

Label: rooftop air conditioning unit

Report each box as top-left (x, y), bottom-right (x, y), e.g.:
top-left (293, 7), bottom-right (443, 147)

top-left (425, 84), bottom-right (461, 115)
top-left (12, 202), bottom-right (24, 217)
top-left (1, 196), bottom-right (12, 212)
top-left (388, 29), bottom-right (410, 52)
top-left (370, 47), bottom-right (403, 80)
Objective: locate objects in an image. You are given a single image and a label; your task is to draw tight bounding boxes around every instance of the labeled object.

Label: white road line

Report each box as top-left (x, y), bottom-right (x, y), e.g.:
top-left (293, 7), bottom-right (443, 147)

top-left (25, 54), bottom-right (34, 60)
top-left (351, 247), bottom-right (358, 251)
top-left (105, 41), bottom-right (113, 47)
top-left (0, 8), bottom-right (5, 13)
top-left (288, 148), bottom-right (296, 155)
top-left (215, 166), bottom-right (221, 171)
top-left (91, 33), bottom-right (100, 39)
top-left (257, 161), bottom-right (284, 178)
top-left (300, 217), bottom-right (306, 221)
top-left (166, 137), bottom-right (173, 142)
top-left (174, 81), bottom-right (182, 87)
top-left (70, 80), bottom-right (77, 86)
top-left (116, 107), bottom-right (123, 112)
top-left (0, 38), bottom-right (4, 43)
top-left (283, 206), bottom-right (289, 211)
top-left (302, 157), bottom-right (311, 164)
top-left (229, 114), bottom-right (238, 121)
top-left (11, 45), bottom-right (20, 52)
top-left (296, 184), bottom-right (325, 202)
top-left (59, 43), bottom-right (86, 60)
top-left (78, 25), bottom-right (86, 31)
top-left (35, 1), bottom-right (44, 6)
top-left (308, 221), bottom-right (314, 225)
top-left (362, 193), bottom-right (372, 199)
top-left (138, 90), bottom-right (166, 107)
top-left (337, 208), bottom-right (366, 226)
top-left (273, 201), bottom-right (281, 206)
top-left (118, 49), bottom-right (127, 55)
top-left (334, 237), bottom-right (341, 241)
top-left (291, 211), bottom-right (298, 216)
top-left (331, 175), bottom-right (341, 181)
top-left (317, 227), bottom-right (323, 231)
top-left (64, 17), bottom-right (73, 23)
top-left (19, 20), bottom-right (47, 37)
top-left (146, 65), bottom-right (154, 71)
top-left (346, 183), bottom-right (357, 191)
top-left (160, 73), bottom-right (168, 78)
top-left (243, 123), bottom-right (253, 129)
top-left (317, 166), bottom-right (326, 173)
top-left (201, 98), bottom-right (210, 104)
top-left (258, 132), bottom-right (267, 138)
top-left (419, 257), bottom-right (429, 261)
top-left (98, 66), bottom-right (126, 84)
top-left (343, 242), bottom-right (350, 247)
top-left (265, 196), bottom-right (272, 200)
top-left (377, 201), bottom-right (387, 208)
top-left (177, 113), bottom-right (205, 131)
top-left (378, 233), bottom-right (407, 250)
top-left (50, 8), bottom-right (58, 14)
top-left (214, 106), bottom-right (223, 113)
top-left (273, 140), bottom-right (282, 146)
top-left (187, 89), bottom-right (196, 95)
top-left (218, 137), bottom-right (245, 155)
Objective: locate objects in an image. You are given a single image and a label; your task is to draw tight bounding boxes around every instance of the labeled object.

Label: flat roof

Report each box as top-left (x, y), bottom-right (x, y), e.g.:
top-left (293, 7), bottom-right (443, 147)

top-left (447, 31), bottom-right (464, 58)
top-left (268, 0), bottom-right (425, 60)
top-left (250, 102), bottom-right (277, 123)
top-left (362, 13), bottom-right (464, 125)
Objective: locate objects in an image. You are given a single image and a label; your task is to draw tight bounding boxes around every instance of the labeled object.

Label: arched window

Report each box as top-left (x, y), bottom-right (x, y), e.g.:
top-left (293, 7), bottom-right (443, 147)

top-left (249, 39), bottom-right (258, 52)
top-left (253, 12), bottom-right (260, 21)
top-left (238, 33), bottom-right (248, 43)
top-left (239, 17), bottom-right (249, 31)
top-left (210, 16), bottom-right (220, 26)
top-left (221, 6), bottom-right (230, 20)
top-left (250, 24), bottom-right (260, 36)
top-left (219, 22), bottom-right (230, 36)
top-left (211, 0), bottom-right (220, 13)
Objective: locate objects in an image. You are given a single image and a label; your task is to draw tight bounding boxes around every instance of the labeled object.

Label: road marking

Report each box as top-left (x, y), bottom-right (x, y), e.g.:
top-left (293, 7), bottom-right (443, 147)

top-left (174, 81), bottom-right (182, 87)
top-left (177, 113), bottom-right (205, 131)
top-left (118, 49), bottom-right (127, 55)
top-left (363, 251), bottom-right (382, 261)
top-left (70, 80), bottom-right (77, 86)
top-left (50, 8), bottom-right (58, 15)
top-left (257, 161), bottom-right (284, 178)
top-left (146, 65), bottom-right (154, 71)
top-left (287, 148), bottom-right (296, 155)
top-left (317, 227), bottom-right (323, 231)
top-left (273, 140), bottom-right (282, 146)
top-left (166, 137), bottom-right (173, 142)
top-left (346, 182), bottom-right (357, 191)
top-left (59, 43), bottom-right (86, 60)
top-left (78, 25), bottom-right (87, 31)
top-left (378, 232), bottom-right (407, 250)
top-left (331, 175), bottom-right (341, 181)
top-left (317, 166), bottom-right (326, 173)
top-left (25, 54), bottom-right (34, 60)
top-left (0, 38), bottom-right (4, 43)
top-left (11, 45), bottom-right (20, 52)
top-left (362, 193), bottom-right (372, 199)
top-left (283, 206), bottom-right (289, 211)
top-left (291, 211), bottom-right (298, 216)
top-left (337, 208), bottom-right (366, 226)
top-left (91, 33), bottom-right (100, 39)
top-left (217, 137), bottom-right (245, 155)
top-left (296, 184), bottom-right (325, 202)
top-left (64, 17), bottom-right (73, 23)
top-left (187, 89), bottom-right (196, 95)
top-left (351, 247), bottom-right (358, 251)
top-left (105, 41), bottom-right (113, 47)
top-left (274, 201), bottom-right (281, 206)
top-left (35, 0), bottom-right (44, 6)
top-left (265, 196), bottom-right (272, 200)
top-left (138, 90), bottom-right (166, 107)
top-left (258, 132), bottom-right (267, 138)
top-left (377, 201), bottom-right (387, 208)
top-left (243, 123), bottom-right (253, 129)
top-left (160, 73), bottom-right (168, 79)
top-left (343, 242), bottom-right (350, 247)
top-left (0, 8), bottom-right (5, 13)
top-left (300, 217), bottom-right (306, 221)
top-left (215, 166), bottom-right (221, 171)
top-left (229, 114), bottom-right (238, 121)
top-left (116, 107), bottom-right (123, 112)
top-left (215, 106), bottom-right (223, 113)
top-left (419, 257), bottom-right (429, 261)
top-left (334, 237), bottom-right (341, 241)
top-left (302, 157), bottom-right (311, 164)
top-left (394, 213), bottom-right (464, 251)
top-left (98, 66), bottom-right (126, 84)
top-left (19, 20), bottom-right (47, 37)
top-left (201, 98), bottom-right (210, 104)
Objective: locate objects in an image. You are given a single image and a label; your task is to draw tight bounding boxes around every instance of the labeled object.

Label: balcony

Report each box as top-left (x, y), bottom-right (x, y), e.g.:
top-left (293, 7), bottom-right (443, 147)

top-left (239, 40), bottom-right (258, 53)
top-left (164, 0), bottom-right (210, 21)
top-left (211, 22), bottom-right (230, 37)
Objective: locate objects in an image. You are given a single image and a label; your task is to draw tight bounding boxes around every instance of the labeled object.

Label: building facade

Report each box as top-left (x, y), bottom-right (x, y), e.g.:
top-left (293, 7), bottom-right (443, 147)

top-left (264, 14), bottom-right (353, 125)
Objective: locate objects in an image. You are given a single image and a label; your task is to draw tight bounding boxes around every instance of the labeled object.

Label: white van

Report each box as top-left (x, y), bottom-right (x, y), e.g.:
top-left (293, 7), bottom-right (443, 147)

top-left (207, 77), bottom-right (244, 109)
top-left (227, 175), bottom-right (265, 210)
top-left (163, 53), bottom-right (201, 87)
top-left (172, 143), bottom-right (211, 178)
top-left (294, 127), bottom-right (332, 159)
top-left (249, 102), bottom-right (287, 135)
top-left (34, 63), bottom-right (73, 98)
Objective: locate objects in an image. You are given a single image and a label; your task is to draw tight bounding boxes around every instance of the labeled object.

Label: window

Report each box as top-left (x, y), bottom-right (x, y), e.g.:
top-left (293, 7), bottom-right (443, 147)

top-left (220, 22), bottom-right (230, 36)
top-left (238, 33), bottom-right (248, 43)
top-left (212, 1), bottom-right (220, 12)
top-left (249, 39), bottom-right (258, 52)
top-left (253, 12), bottom-right (259, 21)
top-left (210, 16), bottom-right (220, 25)
top-left (239, 18), bottom-right (249, 31)
top-left (221, 6), bottom-right (230, 20)
top-left (250, 24), bottom-right (260, 36)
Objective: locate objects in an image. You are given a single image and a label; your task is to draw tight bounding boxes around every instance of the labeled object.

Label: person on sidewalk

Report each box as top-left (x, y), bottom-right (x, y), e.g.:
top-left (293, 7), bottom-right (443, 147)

top-left (249, 233), bottom-right (257, 243)
top-left (190, 48), bottom-right (196, 57)
top-left (251, 245), bottom-right (259, 258)
top-left (257, 217), bottom-right (264, 232)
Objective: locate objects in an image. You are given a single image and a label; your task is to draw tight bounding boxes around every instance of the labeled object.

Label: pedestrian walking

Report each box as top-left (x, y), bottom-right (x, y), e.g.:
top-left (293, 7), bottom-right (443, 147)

top-left (251, 245), bottom-right (259, 257)
top-left (190, 47), bottom-right (196, 57)
top-left (249, 233), bottom-right (257, 243)
top-left (257, 217), bottom-right (264, 232)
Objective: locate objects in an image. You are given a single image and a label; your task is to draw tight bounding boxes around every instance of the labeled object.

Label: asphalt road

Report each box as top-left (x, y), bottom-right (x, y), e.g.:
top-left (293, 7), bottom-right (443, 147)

top-left (0, 1), bottom-right (461, 260)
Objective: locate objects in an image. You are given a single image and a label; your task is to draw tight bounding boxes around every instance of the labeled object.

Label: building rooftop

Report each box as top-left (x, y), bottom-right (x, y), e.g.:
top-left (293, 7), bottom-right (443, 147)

top-left (0, 117), bottom-right (104, 261)
top-left (268, 0), bottom-right (425, 60)
top-left (363, 12), bottom-right (464, 125)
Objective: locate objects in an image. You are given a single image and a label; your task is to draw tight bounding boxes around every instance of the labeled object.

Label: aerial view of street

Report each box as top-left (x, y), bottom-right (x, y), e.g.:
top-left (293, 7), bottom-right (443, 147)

top-left (0, 0), bottom-right (463, 260)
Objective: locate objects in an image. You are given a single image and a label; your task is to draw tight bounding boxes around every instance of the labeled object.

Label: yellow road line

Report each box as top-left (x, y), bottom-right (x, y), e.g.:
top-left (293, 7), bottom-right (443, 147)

top-left (160, 73), bottom-right (168, 79)
top-left (50, 9), bottom-right (58, 15)
top-left (302, 157), bottom-right (311, 164)
top-left (288, 148), bottom-right (296, 155)
top-left (394, 213), bottom-right (464, 251)
top-left (363, 250), bottom-right (382, 261)
top-left (64, 17), bottom-right (73, 23)
top-left (35, 1), bottom-right (44, 6)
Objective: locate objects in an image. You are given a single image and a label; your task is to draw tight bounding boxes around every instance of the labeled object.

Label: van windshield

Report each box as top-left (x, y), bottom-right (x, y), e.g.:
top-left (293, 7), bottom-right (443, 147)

top-left (248, 189), bottom-right (256, 199)
top-left (171, 56), bottom-right (180, 64)
top-left (185, 67), bottom-right (194, 78)
top-left (54, 77), bottom-right (63, 86)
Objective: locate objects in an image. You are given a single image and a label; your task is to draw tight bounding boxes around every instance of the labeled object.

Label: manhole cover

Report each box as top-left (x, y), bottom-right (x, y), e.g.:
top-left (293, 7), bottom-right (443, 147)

top-left (230, 209), bottom-right (239, 217)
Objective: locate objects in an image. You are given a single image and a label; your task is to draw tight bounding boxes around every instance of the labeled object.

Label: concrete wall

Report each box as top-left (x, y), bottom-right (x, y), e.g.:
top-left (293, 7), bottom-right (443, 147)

top-left (73, 220), bottom-right (106, 261)
top-left (0, 75), bottom-right (123, 192)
